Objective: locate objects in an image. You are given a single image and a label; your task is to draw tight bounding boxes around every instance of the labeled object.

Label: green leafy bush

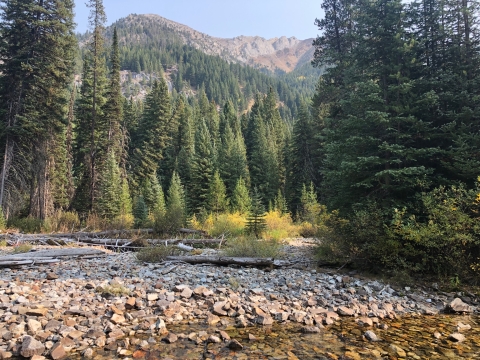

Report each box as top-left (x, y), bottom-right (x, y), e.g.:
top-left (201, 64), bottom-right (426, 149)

top-left (316, 181), bottom-right (480, 280)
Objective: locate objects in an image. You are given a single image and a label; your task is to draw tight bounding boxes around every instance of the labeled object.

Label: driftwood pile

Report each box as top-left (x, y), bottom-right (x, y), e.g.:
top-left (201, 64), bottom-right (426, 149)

top-left (0, 228), bottom-right (221, 250)
top-left (0, 248), bottom-right (108, 268)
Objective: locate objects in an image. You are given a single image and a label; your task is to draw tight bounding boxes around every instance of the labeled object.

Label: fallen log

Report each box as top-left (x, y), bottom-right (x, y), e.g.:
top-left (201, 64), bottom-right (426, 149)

top-left (179, 228), bottom-right (208, 235)
top-left (162, 239), bottom-right (222, 245)
top-left (0, 248), bottom-right (107, 259)
top-left (0, 228), bottom-right (154, 240)
top-left (177, 243), bottom-right (194, 251)
top-left (0, 260), bottom-right (34, 267)
top-left (164, 256), bottom-right (292, 268)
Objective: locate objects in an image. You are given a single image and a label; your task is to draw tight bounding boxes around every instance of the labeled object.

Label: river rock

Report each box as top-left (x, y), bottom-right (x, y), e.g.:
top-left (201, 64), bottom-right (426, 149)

top-left (389, 344), bottom-right (406, 358)
top-left (445, 298), bottom-right (472, 313)
top-left (205, 313), bottom-right (220, 325)
top-left (162, 332), bottom-right (178, 344)
top-left (27, 319), bottom-right (42, 333)
top-left (256, 315), bottom-right (273, 326)
top-left (50, 342), bottom-right (66, 360)
top-left (456, 322), bottom-right (471, 332)
top-left (337, 306), bottom-right (354, 316)
top-left (228, 339), bottom-right (243, 351)
top-left (448, 333), bottom-right (466, 342)
top-left (208, 335), bottom-right (221, 343)
top-left (301, 326), bottom-right (321, 334)
top-left (364, 330), bottom-right (379, 342)
top-left (20, 336), bottom-right (45, 358)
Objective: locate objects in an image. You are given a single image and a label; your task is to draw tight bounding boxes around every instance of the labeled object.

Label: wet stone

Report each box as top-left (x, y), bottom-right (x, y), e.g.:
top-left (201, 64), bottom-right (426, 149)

top-left (449, 333), bottom-right (466, 342)
top-left (228, 339), bottom-right (243, 351)
top-left (364, 330), bottom-right (379, 342)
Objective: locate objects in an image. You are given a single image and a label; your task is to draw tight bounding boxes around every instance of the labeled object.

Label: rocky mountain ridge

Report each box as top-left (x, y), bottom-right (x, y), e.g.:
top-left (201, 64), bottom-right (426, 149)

top-left (120, 14), bottom-right (315, 73)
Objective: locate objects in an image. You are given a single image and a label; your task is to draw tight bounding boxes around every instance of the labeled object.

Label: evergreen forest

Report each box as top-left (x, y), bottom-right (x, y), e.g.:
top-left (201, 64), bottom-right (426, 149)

top-left (0, 0), bottom-right (479, 282)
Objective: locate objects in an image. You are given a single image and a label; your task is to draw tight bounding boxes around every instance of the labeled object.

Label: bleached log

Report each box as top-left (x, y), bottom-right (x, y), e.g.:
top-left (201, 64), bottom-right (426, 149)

top-left (0, 248), bottom-right (106, 259)
top-left (0, 260), bottom-right (33, 267)
top-left (176, 243), bottom-right (194, 251)
top-left (164, 256), bottom-right (291, 268)
top-left (162, 239), bottom-right (222, 245)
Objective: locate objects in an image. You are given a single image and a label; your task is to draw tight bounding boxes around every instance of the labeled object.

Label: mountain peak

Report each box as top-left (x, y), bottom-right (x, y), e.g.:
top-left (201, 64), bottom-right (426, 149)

top-left (115, 14), bottom-right (314, 73)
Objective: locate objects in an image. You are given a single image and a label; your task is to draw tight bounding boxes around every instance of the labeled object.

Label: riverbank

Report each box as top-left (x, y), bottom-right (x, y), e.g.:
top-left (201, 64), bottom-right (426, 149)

top-left (0, 241), bottom-right (478, 359)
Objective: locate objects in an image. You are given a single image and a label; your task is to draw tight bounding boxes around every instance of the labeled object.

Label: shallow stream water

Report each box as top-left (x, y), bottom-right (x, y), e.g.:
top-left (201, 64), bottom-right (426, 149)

top-left (87, 314), bottom-right (480, 360)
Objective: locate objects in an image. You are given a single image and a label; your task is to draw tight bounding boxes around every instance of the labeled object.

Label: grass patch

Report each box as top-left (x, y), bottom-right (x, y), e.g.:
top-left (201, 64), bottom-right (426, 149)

top-left (228, 277), bottom-right (240, 290)
top-left (0, 239), bottom-right (7, 247)
top-left (96, 284), bottom-right (131, 297)
top-left (136, 245), bottom-right (183, 263)
top-left (12, 243), bottom-right (32, 254)
top-left (223, 236), bottom-right (281, 258)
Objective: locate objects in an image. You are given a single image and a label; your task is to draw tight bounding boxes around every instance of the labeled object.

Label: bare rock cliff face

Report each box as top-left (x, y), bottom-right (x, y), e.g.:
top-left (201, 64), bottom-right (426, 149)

top-left (138, 14), bottom-right (314, 73)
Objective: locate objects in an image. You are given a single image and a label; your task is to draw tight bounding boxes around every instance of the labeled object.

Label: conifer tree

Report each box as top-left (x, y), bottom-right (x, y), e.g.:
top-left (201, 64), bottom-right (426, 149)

top-left (287, 103), bottom-right (316, 212)
top-left (207, 171), bottom-right (228, 215)
top-left (131, 79), bottom-right (171, 185)
top-left (119, 178), bottom-right (133, 217)
top-left (220, 124), bottom-right (249, 196)
top-left (0, 0), bottom-right (76, 218)
top-left (95, 151), bottom-right (122, 219)
top-left (165, 171), bottom-right (186, 231)
top-left (104, 27), bottom-right (123, 164)
top-left (133, 195), bottom-right (148, 228)
top-left (73, 0), bottom-right (108, 213)
top-left (274, 189), bottom-right (288, 215)
top-left (246, 188), bottom-right (267, 238)
top-left (231, 177), bottom-right (251, 214)
top-left (299, 183), bottom-right (320, 223)
top-left (190, 120), bottom-right (215, 212)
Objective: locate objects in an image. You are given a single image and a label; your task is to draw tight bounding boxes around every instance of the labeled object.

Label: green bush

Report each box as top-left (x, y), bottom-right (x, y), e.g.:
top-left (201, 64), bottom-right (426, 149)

top-left (224, 236), bottom-right (281, 258)
top-left (387, 184), bottom-right (480, 277)
top-left (7, 217), bottom-right (43, 233)
top-left (316, 182), bottom-right (480, 280)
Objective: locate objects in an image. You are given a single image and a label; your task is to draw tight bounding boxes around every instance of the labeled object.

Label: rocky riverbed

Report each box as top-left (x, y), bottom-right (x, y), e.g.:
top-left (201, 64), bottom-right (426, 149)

top-left (0, 241), bottom-right (478, 359)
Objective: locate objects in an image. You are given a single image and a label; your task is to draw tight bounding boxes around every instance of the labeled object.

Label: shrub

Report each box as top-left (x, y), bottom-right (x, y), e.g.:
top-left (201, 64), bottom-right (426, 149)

top-left (7, 217), bottom-right (43, 233)
top-left (85, 213), bottom-right (107, 231)
top-left (136, 245), bottom-right (183, 263)
top-left (0, 208), bottom-right (6, 231)
top-left (209, 213), bottom-right (246, 238)
top-left (109, 214), bottom-right (134, 230)
top-left (386, 184), bottom-right (480, 277)
top-left (298, 222), bottom-right (317, 238)
top-left (224, 236), bottom-right (281, 258)
top-left (263, 210), bottom-right (298, 241)
top-left (45, 210), bottom-right (81, 233)
top-left (315, 181), bottom-right (480, 280)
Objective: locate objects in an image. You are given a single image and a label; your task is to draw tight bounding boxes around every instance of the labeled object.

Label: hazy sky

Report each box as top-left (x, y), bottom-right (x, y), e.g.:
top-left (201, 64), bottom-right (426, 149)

top-left (74, 0), bottom-right (322, 40)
